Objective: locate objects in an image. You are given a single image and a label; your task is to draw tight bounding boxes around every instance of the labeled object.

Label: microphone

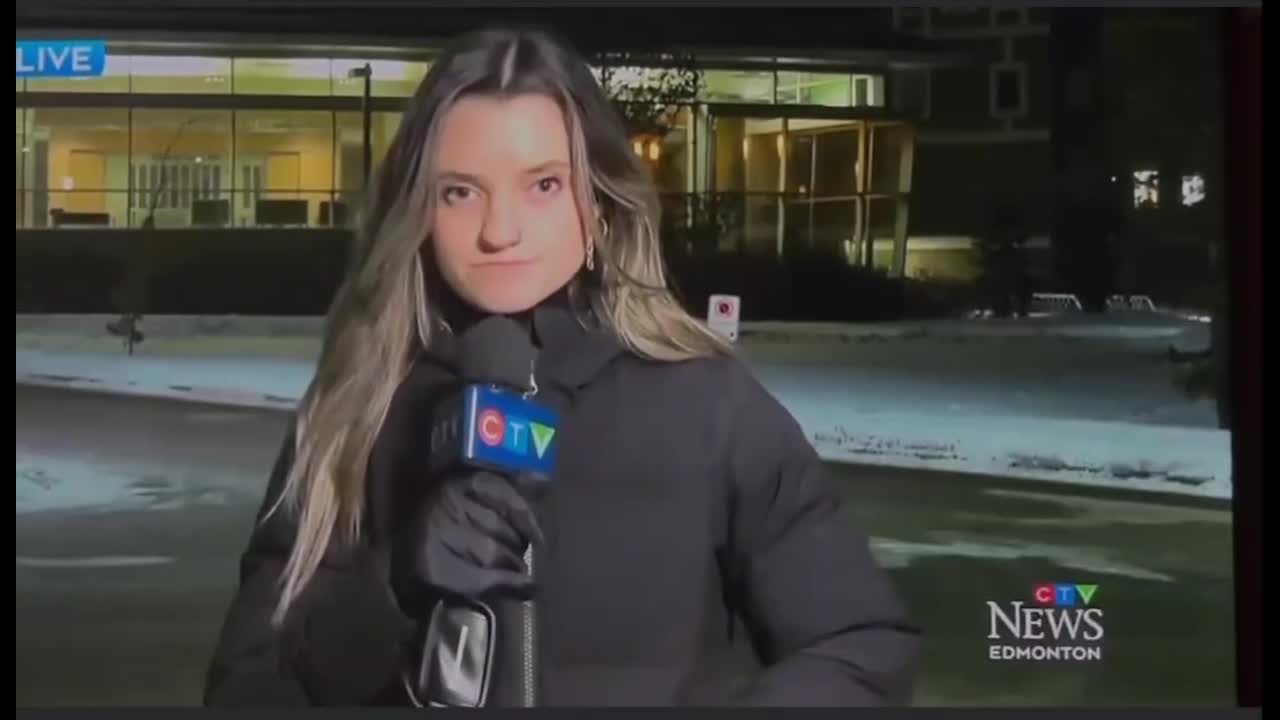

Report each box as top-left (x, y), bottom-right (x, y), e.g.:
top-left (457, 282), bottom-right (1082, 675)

top-left (428, 317), bottom-right (559, 483)
top-left (409, 316), bottom-right (557, 709)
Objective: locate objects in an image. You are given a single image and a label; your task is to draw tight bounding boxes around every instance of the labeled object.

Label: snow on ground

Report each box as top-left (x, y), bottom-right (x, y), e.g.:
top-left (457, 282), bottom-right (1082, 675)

top-left (16, 453), bottom-right (241, 515)
top-left (801, 409), bottom-right (1229, 500)
top-left (15, 310), bottom-right (1213, 350)
top-left (15, 312), bottom-right (1232, 501)
top-left (869, 537), bottom-right (1177, 582)
top-left (748, 342), bottom-right (1217, 429)
top-left (17, 455), bottom-right (152, 514)
top-left (16, 349), bottom-right (308, 411)
top-left (744, 310), bottom-right (1211, 349)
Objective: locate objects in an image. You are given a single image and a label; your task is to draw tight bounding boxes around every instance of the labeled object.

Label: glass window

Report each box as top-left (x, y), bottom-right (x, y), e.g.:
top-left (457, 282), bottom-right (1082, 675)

top-left (25, 53), bottom-right (130, 94)
top-left (234, 57), bottom-right (332, 96)
top-left (234, 110), bottom-right (334, 227)
top-left (782, 192), bottom-right (812, 249)
top-left (130, 55), bottom-right (231, 94)
top-left (701, 70), bottom-right (774, 104)
top-left (333, 112), bottom-right (364, 226)
top-left (869, 122), bottom-right (913, 194)
top-left (129, 109), bottom-right (233, 228)
top-left (708, 114), bottom-right (786, 254)
top-left (991, 64), bottom-right (1027, 117)
top-left (333, 111), bottom-right (401, 224)
top-left (866, 196), bottom-right (904, 271)
top-left (1133, 169), bottom-right (1160, 209)
top-left (27, 107), bottom-right (129, 228)
top-left (777, 71), bottom-right (852, 107)
top-left (649, 106), bottom-right (693, 194)
top-left (742, 118), bottom-right (784, 193)
top-left (17, 109), bottom-right (29, 227)
top-left (332, 59), bottom-right (430, 98)
top-left (995, 71), bottom-right (1020, 111)
top-left (711, 115), bottom-right (783, 192)
top-left (812, 199), bottom-right (859, 256)
top-left (743, 118), bottom-right (784, 253)
top-left (786, 131), bottom-right (814, 195)
top-left (711, 116), bottom-right (746, 192)
top-left (786, 118), bottom-right (865, 196)
top-left (373, 112), bottom-right (404, 166)
top-left (853, 75), bottom-right (887, 107)
top-left (334, 112), bottom-right (365, 224)
top-left (16, 109), bottom-right (27, 180)
top-left (1181, 173), bottom-right (1206, 207)
top-left (812, 128), bottom-right (859, 197)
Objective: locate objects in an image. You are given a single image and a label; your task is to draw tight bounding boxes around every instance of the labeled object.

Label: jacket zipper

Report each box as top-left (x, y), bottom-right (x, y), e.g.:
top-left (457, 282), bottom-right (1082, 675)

top-left (521, 361), bottom-right (539, 707)
top-left (521, 546), bottom-right (537, 707)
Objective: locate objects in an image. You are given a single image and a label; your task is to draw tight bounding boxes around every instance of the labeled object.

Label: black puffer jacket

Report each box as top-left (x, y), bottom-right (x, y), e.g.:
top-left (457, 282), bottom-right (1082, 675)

top-left (203, 301), bottom-right (920, 706)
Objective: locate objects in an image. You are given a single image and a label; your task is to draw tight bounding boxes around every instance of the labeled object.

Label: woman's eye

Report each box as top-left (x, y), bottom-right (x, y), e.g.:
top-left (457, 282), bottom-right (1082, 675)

top-left (441, 186), bottom-right (475, 203)
top-left (533, 177), bottom-right (562, 194)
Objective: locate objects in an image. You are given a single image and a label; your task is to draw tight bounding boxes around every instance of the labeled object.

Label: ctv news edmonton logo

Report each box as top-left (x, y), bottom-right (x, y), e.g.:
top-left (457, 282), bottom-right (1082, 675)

top-left (987, 583), bottom-right (1104, 662)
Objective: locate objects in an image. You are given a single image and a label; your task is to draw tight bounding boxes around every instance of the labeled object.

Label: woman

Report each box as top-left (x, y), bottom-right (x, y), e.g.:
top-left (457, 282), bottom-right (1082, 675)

top-left (204, 26), bottom-right (919, 707)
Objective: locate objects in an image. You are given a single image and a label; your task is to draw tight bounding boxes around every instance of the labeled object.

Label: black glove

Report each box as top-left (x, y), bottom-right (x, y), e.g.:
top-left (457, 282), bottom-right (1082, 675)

top-left (391, 471), bottom-right (543, 617)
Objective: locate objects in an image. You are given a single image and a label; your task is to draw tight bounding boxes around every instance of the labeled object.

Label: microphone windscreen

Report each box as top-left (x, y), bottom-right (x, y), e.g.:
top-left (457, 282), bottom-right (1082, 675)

top-left (454, 315), bottom-right (537, 391)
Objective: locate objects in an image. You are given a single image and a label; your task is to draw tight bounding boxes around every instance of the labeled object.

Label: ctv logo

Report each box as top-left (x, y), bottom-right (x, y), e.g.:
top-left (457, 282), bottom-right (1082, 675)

top-left (1033, 582), bottom-right (1098, 607)
top-left (986, 583), bottom-right (1104, 662)
top-left (476, 408), bottom-right (556, 459)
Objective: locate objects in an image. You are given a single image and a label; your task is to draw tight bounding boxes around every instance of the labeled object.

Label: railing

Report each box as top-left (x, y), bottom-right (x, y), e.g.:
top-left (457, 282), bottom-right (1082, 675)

top-left (17, 188), bottom-right (907, 266)
top-left (16, 189), bottom-right (365, 230)
top-left (659, 191), bottom-right (909, 263)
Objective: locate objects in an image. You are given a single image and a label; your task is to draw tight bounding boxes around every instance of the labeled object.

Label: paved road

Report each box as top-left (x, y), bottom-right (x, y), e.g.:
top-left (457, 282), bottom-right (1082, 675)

top-left (16, 385), bottom-right (1236, 707)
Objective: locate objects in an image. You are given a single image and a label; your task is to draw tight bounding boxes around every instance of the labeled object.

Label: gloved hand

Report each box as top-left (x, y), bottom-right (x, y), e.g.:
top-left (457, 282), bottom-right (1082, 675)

top-left (391, 470), bottom-right (543, 618)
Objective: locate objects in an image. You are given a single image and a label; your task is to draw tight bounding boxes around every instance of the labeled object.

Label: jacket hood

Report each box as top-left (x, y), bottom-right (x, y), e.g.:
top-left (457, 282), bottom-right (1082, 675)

top-left (421, 282), bottom-right (627, 398)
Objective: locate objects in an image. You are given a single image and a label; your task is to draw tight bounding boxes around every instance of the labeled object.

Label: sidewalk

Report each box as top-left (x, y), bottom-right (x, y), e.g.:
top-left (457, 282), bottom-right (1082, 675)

top-left (17, 313), bottom-right (1220, 427)
top-left (17, 311), bottom-right (1212, 348)
top-left (15, 314), bottom-right (1232, 502)
top-left (743, 313), bottom-right (1210, 348)
top-left (17, 348), bottom-right (307, 411)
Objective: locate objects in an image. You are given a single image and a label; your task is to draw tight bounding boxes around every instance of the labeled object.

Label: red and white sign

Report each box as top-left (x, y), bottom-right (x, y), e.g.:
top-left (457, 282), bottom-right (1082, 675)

top-left (477, 409), bottom-right (506, 446)
top-left (707, 294), bottom-right (741, 342)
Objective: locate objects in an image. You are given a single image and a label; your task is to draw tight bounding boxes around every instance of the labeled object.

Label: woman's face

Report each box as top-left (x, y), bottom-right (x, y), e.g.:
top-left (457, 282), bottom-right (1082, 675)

top-left (429, 92), bottom-right (587, 315)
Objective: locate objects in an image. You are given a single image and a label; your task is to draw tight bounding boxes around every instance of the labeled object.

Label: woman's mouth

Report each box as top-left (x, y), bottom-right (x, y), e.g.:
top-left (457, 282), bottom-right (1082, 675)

top-left (474, 258), bottom-right (537, 268)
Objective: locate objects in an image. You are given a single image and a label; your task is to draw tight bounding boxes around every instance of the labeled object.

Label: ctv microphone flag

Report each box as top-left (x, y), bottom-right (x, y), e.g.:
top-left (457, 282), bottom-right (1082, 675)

top-left (430, 384), bottom-right (559, 480)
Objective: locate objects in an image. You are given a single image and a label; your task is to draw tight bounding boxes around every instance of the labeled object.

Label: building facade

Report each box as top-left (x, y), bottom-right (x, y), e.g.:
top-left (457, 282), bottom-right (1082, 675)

top-left (884, 6), bottom-right (1224, 303)
top-left (1097, 9), bottom-right (1225, 307)
top-left (16, 5), bottom-right (1225, 314)
top-left (882, 7), bottom-right (1055, 282)
top-left (16, 23), bottom-right (960, 282)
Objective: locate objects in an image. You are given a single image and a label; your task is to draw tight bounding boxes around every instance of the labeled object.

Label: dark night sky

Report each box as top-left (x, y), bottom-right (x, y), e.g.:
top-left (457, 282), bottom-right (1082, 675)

top-left (16, 1), bottom-right (945, 56)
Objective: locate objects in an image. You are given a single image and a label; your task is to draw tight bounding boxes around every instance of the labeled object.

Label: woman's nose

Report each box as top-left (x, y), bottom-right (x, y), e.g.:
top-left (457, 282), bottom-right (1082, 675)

top-left (479, 198), bottom-right (520, 252)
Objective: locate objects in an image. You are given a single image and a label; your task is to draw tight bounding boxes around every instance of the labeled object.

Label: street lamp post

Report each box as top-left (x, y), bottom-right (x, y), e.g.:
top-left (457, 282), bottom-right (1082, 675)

top-left (347, 63), bottom-right (373, 189)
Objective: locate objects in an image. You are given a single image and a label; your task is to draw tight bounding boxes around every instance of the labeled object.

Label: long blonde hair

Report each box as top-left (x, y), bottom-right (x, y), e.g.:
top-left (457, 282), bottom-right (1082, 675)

top-left (268, 28), bottom-right (731, 624)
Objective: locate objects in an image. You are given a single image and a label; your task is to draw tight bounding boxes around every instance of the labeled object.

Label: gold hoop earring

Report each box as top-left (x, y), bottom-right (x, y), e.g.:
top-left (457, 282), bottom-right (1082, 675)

top-left (587, 217), bottom-right (607, 272)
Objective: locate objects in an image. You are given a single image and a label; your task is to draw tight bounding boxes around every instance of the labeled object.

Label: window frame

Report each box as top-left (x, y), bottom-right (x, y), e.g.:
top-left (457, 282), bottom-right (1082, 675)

top-left (988, 61), bottom-right (1028, 119)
